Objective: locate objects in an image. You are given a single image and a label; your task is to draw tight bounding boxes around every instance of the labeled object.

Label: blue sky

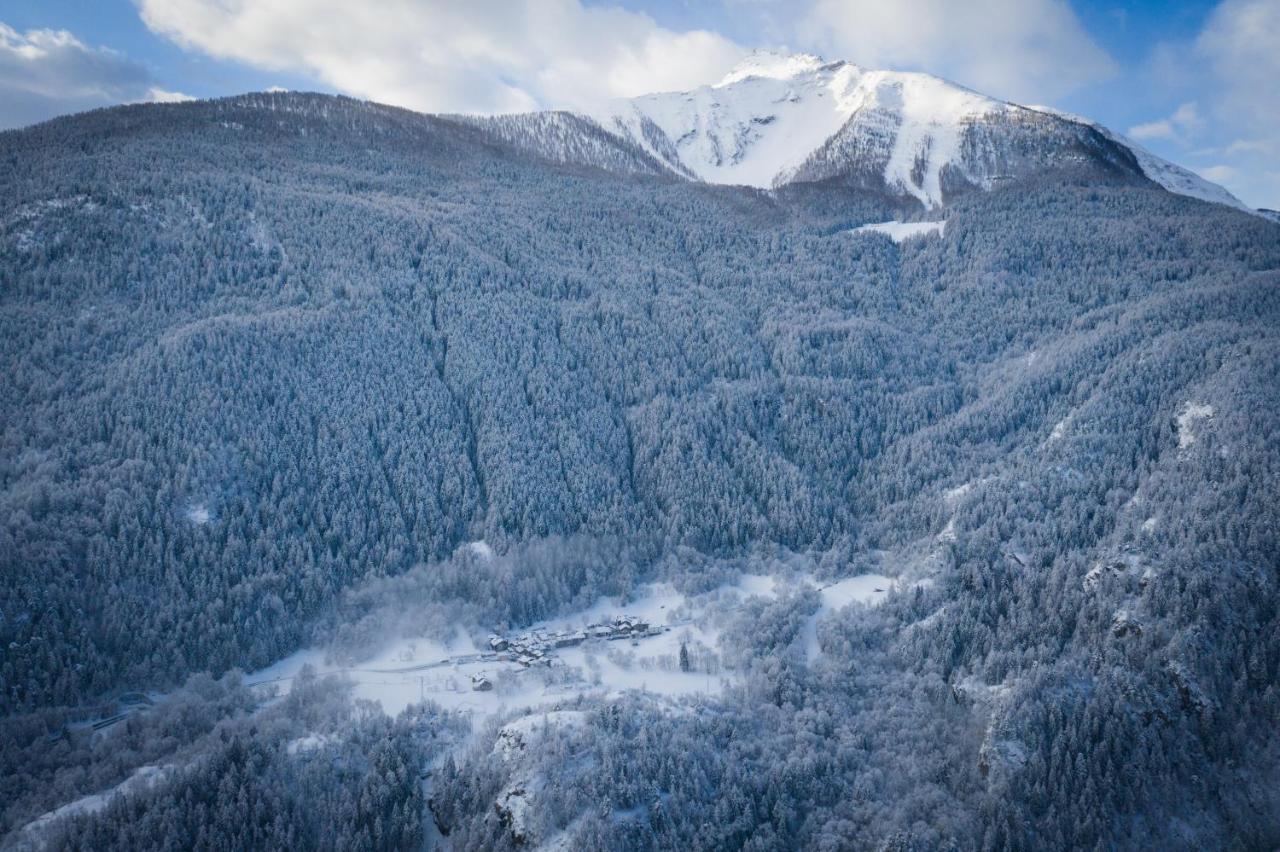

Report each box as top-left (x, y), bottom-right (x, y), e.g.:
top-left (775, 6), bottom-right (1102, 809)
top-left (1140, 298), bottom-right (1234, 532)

top-left (2, 0), bottom-right (1277, 208)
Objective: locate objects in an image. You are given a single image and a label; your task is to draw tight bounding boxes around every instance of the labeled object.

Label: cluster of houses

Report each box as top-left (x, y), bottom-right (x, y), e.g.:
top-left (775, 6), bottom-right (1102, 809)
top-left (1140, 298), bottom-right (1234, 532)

top-left (484, 615), bottom-right (659, 671)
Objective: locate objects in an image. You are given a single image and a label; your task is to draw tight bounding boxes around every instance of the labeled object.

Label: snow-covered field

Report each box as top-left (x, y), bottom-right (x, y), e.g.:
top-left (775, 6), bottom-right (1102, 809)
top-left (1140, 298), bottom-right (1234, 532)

top-left (801, 575), bottom-right (895, 661)
top-left (247, 571), bottom-right (897, 719)
top-left (852, 220), bottom-right (946, 243)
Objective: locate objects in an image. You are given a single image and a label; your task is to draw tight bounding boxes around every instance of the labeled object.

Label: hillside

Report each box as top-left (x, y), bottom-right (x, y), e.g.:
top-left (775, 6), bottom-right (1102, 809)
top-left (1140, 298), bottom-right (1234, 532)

top-left (1, 91), bottom-right (1278, 850)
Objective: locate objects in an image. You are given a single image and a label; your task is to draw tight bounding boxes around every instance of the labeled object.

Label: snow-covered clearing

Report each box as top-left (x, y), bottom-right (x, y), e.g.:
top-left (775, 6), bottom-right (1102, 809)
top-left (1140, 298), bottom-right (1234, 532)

top-left (247, 571), bottom-right (898, 719)
top-left (1176, 402), bottom-right (1214, 450)
top-left (248, 582), bottom-right (734, 718)
top-left (852, 220), bottom-right (946, 242)
top-left (184, 502), bottom-right (211, 524)
top-left (800, 575), bottom-right (896, 662)
top-left (286, 733), bottom-right (337, 755)
top-left (462, 539), bottom-right (494, 559)
top-left (942, 481), bottom-right (974, 506)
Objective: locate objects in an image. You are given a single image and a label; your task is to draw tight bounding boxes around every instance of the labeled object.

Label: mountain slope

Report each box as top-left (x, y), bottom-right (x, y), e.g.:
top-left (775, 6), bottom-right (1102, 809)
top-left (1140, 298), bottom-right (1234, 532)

top-left (474, 50), bottom-right (1246, 214)
top-left (592, 52), bottom-right (1148, 207)
top-left (1030, 105), bottom-right (1252, 212)
top-left (2, 92), bottom-right (1278, 851)
top-left (458, 110), bottom-right (687, 179)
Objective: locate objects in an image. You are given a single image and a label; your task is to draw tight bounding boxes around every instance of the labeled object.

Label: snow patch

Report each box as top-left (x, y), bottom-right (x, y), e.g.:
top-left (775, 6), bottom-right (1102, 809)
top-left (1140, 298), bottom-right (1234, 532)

top-left (184, 503), bottom-right (211, 525)
top-left (942, 482), bottom-right (973, 506)
top-left (1175, 402), bottom-right (1214, 450)
top-left (495, 710), bottom-right (588, 762)
top-left (465, 540), bottom-right (494, 560)
top-left (819, 575), bottom-right (895, 609)
top-left (734, 573), bottom-right (779, 597)
top-left (286, 733), bottom-right (336, 755)
top-left (852, 220), bottom-right (945, 243)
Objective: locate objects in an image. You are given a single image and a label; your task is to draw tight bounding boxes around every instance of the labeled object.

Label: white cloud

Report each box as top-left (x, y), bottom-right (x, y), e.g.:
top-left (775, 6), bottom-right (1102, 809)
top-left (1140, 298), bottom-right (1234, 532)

top-left (1128, 101), bottom-right (1201, 142)
top-left (147, 86), bottom-right (195, 103)
top-left (1193, 0), bottom-right (1280, 207)
top-left (1128, 119), bottom-right (1175, 142)
top-left (0, 22), bottom-right (165, 128)
top-left (135, 0), bottom-right (746, 114)
top-left (1139, 0), bottom-right (1280, 208)
top-left (1198, 164), bottom-right (1238, 183)
top-left (1195, 0), bottom-right (1280, 132)
top-left (0, 24), bottom-right (147, 100)
top-left (795, 0), bottom-right (1116, 103)
top-left (1224, 138), bottom-right (1273, 155)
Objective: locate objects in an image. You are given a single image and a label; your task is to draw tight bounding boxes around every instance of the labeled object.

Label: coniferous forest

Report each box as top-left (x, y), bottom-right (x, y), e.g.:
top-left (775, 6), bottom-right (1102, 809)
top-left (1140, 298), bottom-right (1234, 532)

top-left (2, 93), bottom-right (1278, 850)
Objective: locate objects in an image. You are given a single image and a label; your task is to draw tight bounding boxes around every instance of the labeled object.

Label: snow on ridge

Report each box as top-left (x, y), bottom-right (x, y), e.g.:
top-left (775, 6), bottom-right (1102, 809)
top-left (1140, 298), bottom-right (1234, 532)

top-left (717, 50), bottom-right (830, 87)
top-left (1028, 105), bottom-right (1253, 214)
top-left (862, 70), bottom-right (1005, 207)
top-left (587, 55), bottom-right (1006, 205)
top-left (572, 55), bottom-right (1255, 213)
top-left (592, 61), bottom-right (869, 189)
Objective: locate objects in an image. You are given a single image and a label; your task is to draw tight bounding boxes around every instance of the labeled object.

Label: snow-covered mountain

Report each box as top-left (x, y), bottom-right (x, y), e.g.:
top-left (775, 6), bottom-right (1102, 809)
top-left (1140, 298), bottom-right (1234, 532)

top-left (469, 50), bottom-right (1251, 213)
top-left (1028, 105), bottom-right (1252, 212)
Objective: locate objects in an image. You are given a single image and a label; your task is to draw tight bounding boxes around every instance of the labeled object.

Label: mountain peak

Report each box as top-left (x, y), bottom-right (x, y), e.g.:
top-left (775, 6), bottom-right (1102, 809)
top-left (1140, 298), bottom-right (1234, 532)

top-left (595, 57), bottom-right (1014, 202)
top-left (497, 51), bottom-right (1253, 214)
top-left (717, 50), bottom-right (834, 87)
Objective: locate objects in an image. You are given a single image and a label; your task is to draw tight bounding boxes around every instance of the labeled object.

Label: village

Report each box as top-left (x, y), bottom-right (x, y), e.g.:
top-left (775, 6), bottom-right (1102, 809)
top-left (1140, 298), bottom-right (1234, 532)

top-left (469, 615), bottom-right (663, 691)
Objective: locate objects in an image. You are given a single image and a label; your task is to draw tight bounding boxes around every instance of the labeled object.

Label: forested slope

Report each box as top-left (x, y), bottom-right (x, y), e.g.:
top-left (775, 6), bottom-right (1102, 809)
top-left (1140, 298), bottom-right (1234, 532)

top-left (1, 92), bottom-right (1278, 849)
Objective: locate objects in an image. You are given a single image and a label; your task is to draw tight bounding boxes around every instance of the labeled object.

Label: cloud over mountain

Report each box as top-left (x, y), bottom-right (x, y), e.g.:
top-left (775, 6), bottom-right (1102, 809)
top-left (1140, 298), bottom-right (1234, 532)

top-left (135, 0), bottom-right (746, 114)
top-left (796, 0), bottom-right (1116, 103)
top-left (0, 22), bottom-right (185, 129)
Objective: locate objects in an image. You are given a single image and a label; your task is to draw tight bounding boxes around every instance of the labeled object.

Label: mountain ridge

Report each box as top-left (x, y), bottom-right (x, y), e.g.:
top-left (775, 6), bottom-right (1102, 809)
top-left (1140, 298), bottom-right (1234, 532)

top-left (9, 58), bottom-right (1254, 217)
top-left (481, 49), bottom-right (1254, 214)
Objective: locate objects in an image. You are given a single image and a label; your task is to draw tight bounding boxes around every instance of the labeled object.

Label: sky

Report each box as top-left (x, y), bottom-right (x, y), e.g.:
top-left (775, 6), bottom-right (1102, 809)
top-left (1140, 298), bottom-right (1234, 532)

top-left (1, 0), bottom-right (1277, 208)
